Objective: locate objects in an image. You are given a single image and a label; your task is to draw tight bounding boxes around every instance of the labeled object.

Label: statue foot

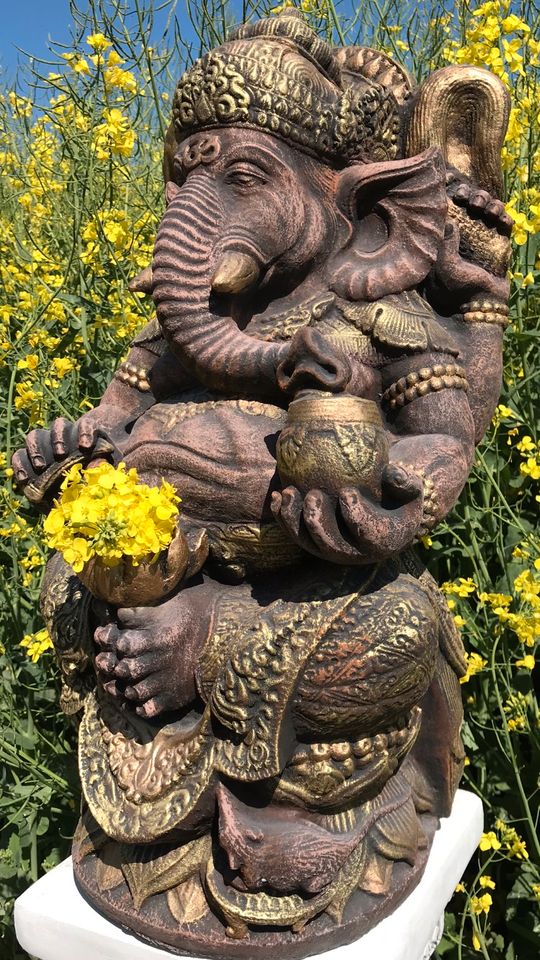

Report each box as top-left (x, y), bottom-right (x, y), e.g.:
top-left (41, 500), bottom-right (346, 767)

top-left (94, 580), bottom-right (218, 718)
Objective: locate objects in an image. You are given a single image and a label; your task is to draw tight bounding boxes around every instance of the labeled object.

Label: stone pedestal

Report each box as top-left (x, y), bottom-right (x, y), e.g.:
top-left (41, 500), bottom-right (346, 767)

top-left (15, 790), bottom-right (482, 960)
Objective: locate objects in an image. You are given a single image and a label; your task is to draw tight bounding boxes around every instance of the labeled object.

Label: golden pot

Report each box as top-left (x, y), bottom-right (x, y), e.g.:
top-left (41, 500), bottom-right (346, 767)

top-left (277, 392), bottom-right (389, 499)
top-left (78, 523), bottom-right (190, 607)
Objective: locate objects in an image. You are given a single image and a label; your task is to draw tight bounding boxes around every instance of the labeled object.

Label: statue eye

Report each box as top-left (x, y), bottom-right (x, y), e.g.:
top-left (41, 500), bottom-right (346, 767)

top-left (224, 166), bottom-right (268, 189)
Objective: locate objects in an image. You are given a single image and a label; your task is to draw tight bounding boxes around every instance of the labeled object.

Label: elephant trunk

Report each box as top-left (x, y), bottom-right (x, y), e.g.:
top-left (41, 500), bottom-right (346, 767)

top-left (152, 174), bottom-right (285, 396)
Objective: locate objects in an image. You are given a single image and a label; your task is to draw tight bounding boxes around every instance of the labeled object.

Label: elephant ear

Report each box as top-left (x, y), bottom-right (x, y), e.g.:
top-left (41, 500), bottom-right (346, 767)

top-left (329, 147), bottom-right (447, 302)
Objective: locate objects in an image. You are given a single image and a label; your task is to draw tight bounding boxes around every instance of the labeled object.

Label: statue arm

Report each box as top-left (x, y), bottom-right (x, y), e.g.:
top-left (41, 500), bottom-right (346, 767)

top-left (12, 323), bottom-right (194, 500)
top-left (84, 329), bottom-right (196, 449)
top-left (271, 348), bottom-right (479, 564)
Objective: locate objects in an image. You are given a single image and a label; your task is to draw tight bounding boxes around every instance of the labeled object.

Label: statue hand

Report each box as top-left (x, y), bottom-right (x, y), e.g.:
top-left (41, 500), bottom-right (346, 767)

top-left (451, 181), bottom-right (513, 236)
top-left (12, 414), bottom-right (114, 501)
top-left (271, 464), bottom-right (424, 564)
top-left (432, 222), bottom-right (509, 303)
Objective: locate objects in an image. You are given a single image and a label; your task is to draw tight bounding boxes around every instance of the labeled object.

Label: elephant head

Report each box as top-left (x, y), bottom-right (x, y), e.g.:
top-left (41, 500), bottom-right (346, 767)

top-left (152, 10), bottom-right (448, 397)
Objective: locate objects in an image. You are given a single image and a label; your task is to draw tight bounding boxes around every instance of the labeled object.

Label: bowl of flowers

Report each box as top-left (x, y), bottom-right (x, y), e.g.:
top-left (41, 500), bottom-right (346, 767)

top-left (44, 461), bottom-right (189, 606)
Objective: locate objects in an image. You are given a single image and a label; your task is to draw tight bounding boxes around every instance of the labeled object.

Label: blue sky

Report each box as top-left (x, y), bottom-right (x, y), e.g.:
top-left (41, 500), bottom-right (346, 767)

top-left (1, 2), bottom-right (74, 80)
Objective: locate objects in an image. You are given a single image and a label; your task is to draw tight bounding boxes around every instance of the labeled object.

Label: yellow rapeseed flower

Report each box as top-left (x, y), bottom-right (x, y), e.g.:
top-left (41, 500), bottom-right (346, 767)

top-left (460, 651), bottom-right (487, 684)
top-left (86, 33), bottom-right (112, 52)
top-left (44, 462), bottom-right (181, 573)
top-left (479, 831), bottom-right (502, 851)
top-left (470, 893), bottom-right (493, 915)
top-left (442, 577), bottom-right (477, 598)
top-left (515, 654), bottom-right (535, 670)
top-left (20, 627), bottom-right (53, 663)
top-left (479, 875), bottom-right (496, 889)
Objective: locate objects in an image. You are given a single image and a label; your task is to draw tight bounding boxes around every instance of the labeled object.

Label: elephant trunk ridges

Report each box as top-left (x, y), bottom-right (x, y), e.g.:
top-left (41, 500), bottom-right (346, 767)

top-left (153, 173), bottom-right (285, 396)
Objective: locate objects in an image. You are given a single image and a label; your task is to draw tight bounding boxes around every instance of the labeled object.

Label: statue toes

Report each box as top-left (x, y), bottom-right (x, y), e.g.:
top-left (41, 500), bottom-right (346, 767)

top-left (114, 653), bottom-right (155, 682)
top-left (95, 651), bottom-right (118, 678)
top-left (453, 183), bottom-right (471, 203)
top-left (94, 623), bottom-right (119, 651)
top-left (135, 695), bottom-right (169, 719)
top-left (124, 675), bottom-right (161, 704)
top-left (117, 606), bottom-right (149, 629)
top-left (102, 679), bottom-right (122, 698)
top-left (115, 630), bottom-right (149, 656)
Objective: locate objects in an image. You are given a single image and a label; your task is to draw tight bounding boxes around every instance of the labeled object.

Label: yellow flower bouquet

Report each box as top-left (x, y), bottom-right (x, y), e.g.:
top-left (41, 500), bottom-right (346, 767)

top-left (44, 462), bottom-right (189, 606)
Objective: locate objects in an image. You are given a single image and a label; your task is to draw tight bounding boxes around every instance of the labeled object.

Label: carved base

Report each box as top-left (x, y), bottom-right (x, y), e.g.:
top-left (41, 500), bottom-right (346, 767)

top-left (72, 814), bottom-right (436, 960)
top-left (15, 792), bottom-right (484, 960)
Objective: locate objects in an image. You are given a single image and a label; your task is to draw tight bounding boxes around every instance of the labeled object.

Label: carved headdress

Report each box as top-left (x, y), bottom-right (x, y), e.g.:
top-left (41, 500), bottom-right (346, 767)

top-left (170, 9), bottom-right (403, 166)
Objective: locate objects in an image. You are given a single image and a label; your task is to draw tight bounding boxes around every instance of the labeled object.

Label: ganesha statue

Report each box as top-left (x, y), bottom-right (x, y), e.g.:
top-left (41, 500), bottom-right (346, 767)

top-left (13, 9), bottom-right (512, 958)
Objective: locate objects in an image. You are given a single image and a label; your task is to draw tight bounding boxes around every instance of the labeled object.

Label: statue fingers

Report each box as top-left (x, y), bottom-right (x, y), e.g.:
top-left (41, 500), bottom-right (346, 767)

top-left (339, 488), bottom-right (421, 558)
top-left (77, 417), bottom-right (98, 452)
top-left (302, 490), bottom-right (360, 562)
top-left (272, 487), bottom-right (326, 557)
top-left (271, 487), bottom-right (302, 534)
top-left (50, 417), bottom-right (76, 459)
top-left (25, 428), bottom-right (54, 473)
top-left (382, 464), bottom-right (423, 505)
top-left (11, 448), bottom-right (33, 486)
top-left (102, 680), bottom-right (123, 698)
top-left (114, 653), bottom-right (156, 682)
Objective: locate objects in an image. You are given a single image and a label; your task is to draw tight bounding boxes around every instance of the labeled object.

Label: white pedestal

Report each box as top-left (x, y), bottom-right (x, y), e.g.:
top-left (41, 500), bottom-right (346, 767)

top-left (15, 789), bottom-right (482, 960)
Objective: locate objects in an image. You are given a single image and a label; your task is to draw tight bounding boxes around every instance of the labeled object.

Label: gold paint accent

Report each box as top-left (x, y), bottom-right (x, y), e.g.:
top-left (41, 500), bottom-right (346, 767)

top-left (275, 708), bottom-right (422, 809)
top-left (340, 291), bottom-right (459, 355)
top-left (78, 522), bottom-right (190, 607)
top-left (207, 520), bottom-right (302, 576)
top-left (211, 593), bottom-right (354, 781)
top-left (78, 693), bottom-right (217, 842)
top-left (173, 34), bottom-right (399, 165)
top-left (114, 361), bottom-right (153, 394)
top-left (277, 394), bottom-right (389, 499)
top-left (211, 250), bottom-right (261, 295)
top-left (167, 875), bottom-right (210, 925)
top-left (287, 393), bottom-right (382, 425)
top-left (406, 64), bottom-right (510, 198)
top-left (449, 201), bottom-right (510, 278)
top-left (383, 365), bottom-right (468, 410)
top-left (40, 554), bottom-right (94, 716)
top-left (121, 835), bottom-right (211, 910)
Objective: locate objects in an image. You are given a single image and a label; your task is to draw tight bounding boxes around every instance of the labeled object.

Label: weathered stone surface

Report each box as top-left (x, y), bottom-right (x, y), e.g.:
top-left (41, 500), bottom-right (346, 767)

top-left (13, 8), bottom-right (508, 956)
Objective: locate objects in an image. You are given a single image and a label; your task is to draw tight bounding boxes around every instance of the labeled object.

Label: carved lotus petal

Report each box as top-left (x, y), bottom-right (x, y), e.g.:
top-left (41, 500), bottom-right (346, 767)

top-left (167, 875), bottom-right (210, 925)
top-left (121, 835), bottom-right (211, 911)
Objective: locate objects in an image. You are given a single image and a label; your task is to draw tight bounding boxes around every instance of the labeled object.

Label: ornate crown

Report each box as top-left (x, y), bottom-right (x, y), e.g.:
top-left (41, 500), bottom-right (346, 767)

top-left (171, 10), bottom-right (402, 166)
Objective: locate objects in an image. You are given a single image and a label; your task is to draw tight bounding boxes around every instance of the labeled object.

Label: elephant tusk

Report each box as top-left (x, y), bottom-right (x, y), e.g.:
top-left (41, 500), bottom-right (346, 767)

top-left (210, 251), bottom-right (261, 295)
top-left (128, 265), bottom-right (154, 294)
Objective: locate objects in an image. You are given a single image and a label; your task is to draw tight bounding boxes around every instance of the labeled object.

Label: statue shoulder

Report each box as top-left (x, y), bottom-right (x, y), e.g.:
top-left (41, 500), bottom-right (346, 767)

top-left (130, 317), bottom-right (168, 358)
top-left (340, 291), bottom-right (460, 357)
